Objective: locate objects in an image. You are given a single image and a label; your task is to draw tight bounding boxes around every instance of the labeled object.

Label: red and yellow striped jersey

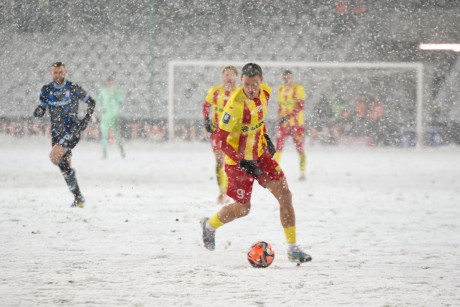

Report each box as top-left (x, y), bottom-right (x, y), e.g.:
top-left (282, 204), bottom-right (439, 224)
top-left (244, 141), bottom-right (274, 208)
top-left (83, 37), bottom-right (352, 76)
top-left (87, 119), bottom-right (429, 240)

top-left (218, 84), bottom-right (272, 165)
top-left (277, 84), bottom-right (307, 126)
top-left (202, 85), bottom-right (238, 129)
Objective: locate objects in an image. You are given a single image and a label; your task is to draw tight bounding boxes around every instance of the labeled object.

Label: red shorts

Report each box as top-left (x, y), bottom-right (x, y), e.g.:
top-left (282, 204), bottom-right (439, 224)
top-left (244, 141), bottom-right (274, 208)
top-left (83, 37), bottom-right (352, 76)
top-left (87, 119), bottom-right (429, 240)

top-left (225, 151), bottom-right (285, 203)
top-left (276, 125), bottom-right (305, 153)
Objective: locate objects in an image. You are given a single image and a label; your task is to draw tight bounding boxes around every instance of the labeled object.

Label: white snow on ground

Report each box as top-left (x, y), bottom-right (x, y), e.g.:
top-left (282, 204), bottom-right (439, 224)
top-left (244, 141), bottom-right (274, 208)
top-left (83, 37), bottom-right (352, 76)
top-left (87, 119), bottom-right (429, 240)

top-left (0, 135), bottom-right (459, 306)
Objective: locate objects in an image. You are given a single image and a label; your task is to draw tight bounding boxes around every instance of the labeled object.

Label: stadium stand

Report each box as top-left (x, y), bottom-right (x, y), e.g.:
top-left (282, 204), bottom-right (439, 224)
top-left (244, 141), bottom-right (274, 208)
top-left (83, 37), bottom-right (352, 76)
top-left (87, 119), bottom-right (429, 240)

top-left (0, 0), bottom-right (458, 144)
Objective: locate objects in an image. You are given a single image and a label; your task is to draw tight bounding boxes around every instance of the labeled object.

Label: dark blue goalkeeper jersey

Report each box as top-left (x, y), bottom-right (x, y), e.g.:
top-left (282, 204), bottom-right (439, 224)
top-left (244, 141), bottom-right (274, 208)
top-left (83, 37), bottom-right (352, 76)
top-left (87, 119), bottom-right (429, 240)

top-left (38, 80), bottom-right (89, 139)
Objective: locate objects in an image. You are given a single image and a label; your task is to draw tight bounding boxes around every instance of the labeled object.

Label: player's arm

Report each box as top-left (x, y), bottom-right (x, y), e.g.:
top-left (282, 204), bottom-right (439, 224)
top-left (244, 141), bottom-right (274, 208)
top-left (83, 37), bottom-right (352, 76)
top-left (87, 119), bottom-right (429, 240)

top-left (214, 106), bottom-right (241, 162)
top-left (202, 100), bottom-right (214, 133)
top-left (203, 87), bottom-right (218, 133)
top-left (214, 128), bottom-right (241, 163)
top-left (277, 105), bottom-right (288, 124)
top-left (117, 88), bottom-right (124, 104)
top-left (78, 96), bottom-right (96, 132)
top-left (96, 91), bottom-right (104, 112)
top-left (261, 89), bottom-right (276, 156)
top-left (291, 99), bottom-right (305, 117)
top-left (59, 95), bottom-right (95, 148)
top-left (275, 86), bottom-right (286, 123)
top-left (264, 130), bottom-right (276, 156)
top-left (74, 84), bottom-right (96, 131)
top-left (291, 86), bottom-right (306, 117)
top-left (33, 87), bottom-right (47, 117)
top-left (215, 128), bottom-right (262, 176)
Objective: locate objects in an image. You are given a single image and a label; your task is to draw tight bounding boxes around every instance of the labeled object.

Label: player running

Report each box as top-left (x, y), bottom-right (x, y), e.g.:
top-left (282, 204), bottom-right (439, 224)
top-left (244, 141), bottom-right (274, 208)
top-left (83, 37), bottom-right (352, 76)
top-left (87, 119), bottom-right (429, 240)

top-left (202, 66), bottom-right (239, 204)
top-left (33, 62), bottom-right (96, 208)
top-left (274, 70), bottom-right (308, 181)
top-left (200, 63), bottom-right (312, 264)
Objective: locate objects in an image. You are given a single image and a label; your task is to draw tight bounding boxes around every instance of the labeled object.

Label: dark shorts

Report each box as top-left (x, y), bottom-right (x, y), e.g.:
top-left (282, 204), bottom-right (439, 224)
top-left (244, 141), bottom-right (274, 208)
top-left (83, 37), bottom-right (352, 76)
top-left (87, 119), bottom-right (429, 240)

top-left (225, 151), bottom-right (285, 203)
top-left (52, 134), bottom-right (79, 150)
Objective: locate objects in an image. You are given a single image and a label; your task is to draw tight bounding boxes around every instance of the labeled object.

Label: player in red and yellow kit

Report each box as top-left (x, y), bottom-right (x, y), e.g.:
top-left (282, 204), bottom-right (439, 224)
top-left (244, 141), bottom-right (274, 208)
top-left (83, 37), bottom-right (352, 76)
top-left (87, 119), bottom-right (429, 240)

top-left (274, 70), bottom-right (307, 181)
top-left (202, 66), bottom-right (239, 204)
top-left (200, 63), bottom-right (312, 264)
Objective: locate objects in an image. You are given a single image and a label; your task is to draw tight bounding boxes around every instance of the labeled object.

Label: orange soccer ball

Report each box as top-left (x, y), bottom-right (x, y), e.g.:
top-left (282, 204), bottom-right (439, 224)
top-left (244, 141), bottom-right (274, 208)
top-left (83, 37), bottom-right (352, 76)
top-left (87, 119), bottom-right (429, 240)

top-left (247, 241), bottom-right (275, 268)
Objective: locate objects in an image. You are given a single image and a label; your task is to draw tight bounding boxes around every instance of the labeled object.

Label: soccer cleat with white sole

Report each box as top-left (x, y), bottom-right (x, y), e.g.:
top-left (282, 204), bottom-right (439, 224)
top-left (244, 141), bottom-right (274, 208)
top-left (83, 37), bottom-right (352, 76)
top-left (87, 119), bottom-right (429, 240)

top-left (200, 217), bottom-right (216, 251)
top-left (287, 245), bottom-right (312, 264)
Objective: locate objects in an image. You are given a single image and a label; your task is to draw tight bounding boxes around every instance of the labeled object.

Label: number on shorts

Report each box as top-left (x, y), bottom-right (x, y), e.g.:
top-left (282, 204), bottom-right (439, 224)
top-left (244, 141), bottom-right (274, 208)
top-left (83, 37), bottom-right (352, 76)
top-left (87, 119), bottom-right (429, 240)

top-left (236, 189), bottom-right (245, 200)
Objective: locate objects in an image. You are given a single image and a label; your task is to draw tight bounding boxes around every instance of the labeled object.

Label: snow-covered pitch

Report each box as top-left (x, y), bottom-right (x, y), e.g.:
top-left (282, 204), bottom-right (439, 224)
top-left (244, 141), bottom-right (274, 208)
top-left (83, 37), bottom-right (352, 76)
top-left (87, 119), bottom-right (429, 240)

top-left (1, 136), bottom-right (459, 306)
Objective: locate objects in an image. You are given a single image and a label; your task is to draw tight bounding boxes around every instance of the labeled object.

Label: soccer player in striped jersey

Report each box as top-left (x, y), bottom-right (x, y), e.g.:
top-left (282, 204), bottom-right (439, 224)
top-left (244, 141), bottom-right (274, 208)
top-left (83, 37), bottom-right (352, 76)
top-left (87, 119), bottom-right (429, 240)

top-left (202, 66), bottom-right (239, 204)
top-left (33, 62), bottom-right (96, 208)
top-left (200, 63), bottom-right (312, 264)
top-left (274, 70), bottom-right (308, 181)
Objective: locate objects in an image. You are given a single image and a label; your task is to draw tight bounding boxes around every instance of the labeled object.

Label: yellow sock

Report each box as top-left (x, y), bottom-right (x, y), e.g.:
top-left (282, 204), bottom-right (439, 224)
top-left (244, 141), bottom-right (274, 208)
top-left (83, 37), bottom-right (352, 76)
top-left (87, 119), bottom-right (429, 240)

top-left (217, 166), bottom-right (228, 192)
top-left (300, 153), bottom-right (306, 173)
top-left (209, 213), bottom-right (224, 230)
top-left (274, 151), bottom-right (282, 164)
top-left (283, 225), bottom-right (297, 244)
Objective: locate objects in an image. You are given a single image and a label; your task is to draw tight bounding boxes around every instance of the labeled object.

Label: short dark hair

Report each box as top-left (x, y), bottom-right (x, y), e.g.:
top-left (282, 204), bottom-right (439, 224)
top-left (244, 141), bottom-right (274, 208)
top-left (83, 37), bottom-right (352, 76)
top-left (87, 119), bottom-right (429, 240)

top-left (51, 62), bottom-right (65, 68)
top-left (282, 70), bottom-right (292, 76)
top-left (241, 63), bottom-right (262, 77)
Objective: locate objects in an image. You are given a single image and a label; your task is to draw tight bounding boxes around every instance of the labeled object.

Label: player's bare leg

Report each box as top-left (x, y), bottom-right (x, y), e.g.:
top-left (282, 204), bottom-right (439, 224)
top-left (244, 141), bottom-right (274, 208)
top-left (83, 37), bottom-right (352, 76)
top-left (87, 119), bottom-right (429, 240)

top-left (214, 150), bottom-right (228, 204)
top-left (201, 201), bottom-right (250, 251)
top-left (266, 178), bottom-right (312, 264)
top-left (49, 144), bottom-right (68, 165)
top-left (265, 178), bottom-right (295, 227)
top-left (50, 144), bottom-right (85, 208)
top-left (113, 123), bottom-right (125, 159)
top-left (274, 127), bottom-right (288, 164)
top-left (216, 201), bottom-right (251, 223)
top-left (293, 129), bottom-right (306, 181)
top-left (100, 123), bottom-right (109, 159)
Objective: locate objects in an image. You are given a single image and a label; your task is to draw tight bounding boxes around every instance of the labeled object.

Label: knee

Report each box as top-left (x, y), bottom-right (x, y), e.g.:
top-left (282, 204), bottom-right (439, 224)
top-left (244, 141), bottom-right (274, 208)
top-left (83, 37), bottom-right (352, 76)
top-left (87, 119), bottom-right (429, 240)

top-left (216, 159), bottom-right (224, 168)
top-left (279, 189), bottom-right (292, 205)
top-left (215, 152), bottom-right (225, 167)
top-left (49, 152), bottom-right (60, 165)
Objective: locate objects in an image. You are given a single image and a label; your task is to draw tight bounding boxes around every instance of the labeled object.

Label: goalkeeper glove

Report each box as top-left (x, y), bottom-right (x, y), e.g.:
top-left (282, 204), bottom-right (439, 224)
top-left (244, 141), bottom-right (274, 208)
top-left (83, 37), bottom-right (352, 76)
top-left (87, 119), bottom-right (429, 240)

top-left (33, 106), bottom-right (46, 118)
top-left (264, 134), bottom-right (276, 156)
top-left (239, 160), bottom-right (263, 177)
top-left (204, 118), bottom-right (214, 133)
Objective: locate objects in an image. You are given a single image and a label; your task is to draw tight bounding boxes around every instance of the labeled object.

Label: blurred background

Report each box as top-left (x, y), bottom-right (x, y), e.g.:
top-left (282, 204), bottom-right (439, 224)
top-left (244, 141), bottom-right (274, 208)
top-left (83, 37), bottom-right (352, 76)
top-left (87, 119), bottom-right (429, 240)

top-left (0, 0), bottom-right (458, 146)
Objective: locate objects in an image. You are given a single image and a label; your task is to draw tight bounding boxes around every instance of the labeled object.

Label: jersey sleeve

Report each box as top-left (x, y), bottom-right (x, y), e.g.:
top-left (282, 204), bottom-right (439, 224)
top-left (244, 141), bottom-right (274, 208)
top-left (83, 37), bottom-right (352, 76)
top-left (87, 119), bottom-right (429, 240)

top-left (74, 84), bottom-right (90, 102)
top-left (214, 128), bottom-right (242, 163)
top-left (38, 86), bottom-right (48, 108)
top-left (261, 84), bottom-right (272, 101)
top-left (202, 100), bottom-right (211, 119)
top-left (116, 87), bottom-right (124, 105)
top-left (296, 85), bottom-right (306, 101)
top-left (96, 90), bottom-right (104, 109)
top-left (292, 85), bottom-right (306, 115)
top-left (203, 86), bottom-right (218, 119)
top-left (204, 86), bottom-right (218, 104)
top-left (218, 101), bottom-right (239, 133)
